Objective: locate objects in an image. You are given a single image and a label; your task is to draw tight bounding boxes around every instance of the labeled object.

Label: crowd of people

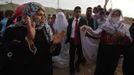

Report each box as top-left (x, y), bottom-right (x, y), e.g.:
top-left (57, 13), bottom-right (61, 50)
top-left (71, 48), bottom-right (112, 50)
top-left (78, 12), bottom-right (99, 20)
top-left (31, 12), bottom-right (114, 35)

top-left (0, 2), bottom-right (134, 75)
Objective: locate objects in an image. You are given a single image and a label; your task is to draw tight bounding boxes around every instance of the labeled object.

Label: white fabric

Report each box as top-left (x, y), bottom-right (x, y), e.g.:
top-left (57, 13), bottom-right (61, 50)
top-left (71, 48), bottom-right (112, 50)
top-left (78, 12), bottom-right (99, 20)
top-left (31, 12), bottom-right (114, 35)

top-left (100, 9), bottom-right (132, 41)
top-left (71, 17), bottom-right (81, 38)
top-left (59, 38), bottom-right (70, 59)
top-left (53, 12), bottom-right (68, 33)
top-left (88, 9), bottom-right (132, 42)
top-left (52, 55), bottom-right (69, 68)
top-left (52, 40), bottom-right (69, 68)
top-left (99, 9), bottom-right (124, 34)
top-left (52, 12), bottom-right (69, 68)
top-left (97, 19), bottom-right (106, 26)
top-left (80, 26), bottom-right (100, 64)
top-left (82, 25), bottom-right (102, 38)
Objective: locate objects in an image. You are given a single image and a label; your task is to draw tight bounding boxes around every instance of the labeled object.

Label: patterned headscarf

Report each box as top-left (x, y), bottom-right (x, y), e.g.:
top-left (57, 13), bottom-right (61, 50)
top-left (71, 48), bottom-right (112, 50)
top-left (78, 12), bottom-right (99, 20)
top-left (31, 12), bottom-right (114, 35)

top-left (23, 2), bottom-right (53, 42)
top-left (15, 2), bottom-right (46, 28)
top-left (23, 2), bottom-right (45, 17)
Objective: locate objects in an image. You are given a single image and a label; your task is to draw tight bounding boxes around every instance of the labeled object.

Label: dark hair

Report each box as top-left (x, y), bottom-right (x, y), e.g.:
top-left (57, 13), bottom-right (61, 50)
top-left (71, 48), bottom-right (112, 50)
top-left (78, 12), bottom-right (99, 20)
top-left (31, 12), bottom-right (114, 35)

top-left (93, 7), bottom-right (98, 13)
top-left (5, 10), bottom-right (14, 17)
top-left (0, 11), bottom-right (4, 21)
top-left (99, 11), bottom-right (106, 16)
top-left (93, 7), bottom-right (97, 10)
top-left (97, 5), bottom-right (101, 8)
top-left (52, 14), bottom-right (56, 18)
top-left (87, 7), bottom-right (92, 10)
top-left (74, 6), bottom-right (81, 11)
top-left (114, 9), bottom-right (122, 16)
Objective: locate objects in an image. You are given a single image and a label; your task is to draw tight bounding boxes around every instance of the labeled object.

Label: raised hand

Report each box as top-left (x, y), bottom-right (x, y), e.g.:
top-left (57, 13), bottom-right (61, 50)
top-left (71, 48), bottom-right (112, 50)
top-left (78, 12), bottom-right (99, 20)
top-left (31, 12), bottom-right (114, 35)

top-left (26, 16), bottom-right (36, 40)
top-left (25, 16), bottom-right (37, 54)
top-left (53, 30), bottom-right (65, 44)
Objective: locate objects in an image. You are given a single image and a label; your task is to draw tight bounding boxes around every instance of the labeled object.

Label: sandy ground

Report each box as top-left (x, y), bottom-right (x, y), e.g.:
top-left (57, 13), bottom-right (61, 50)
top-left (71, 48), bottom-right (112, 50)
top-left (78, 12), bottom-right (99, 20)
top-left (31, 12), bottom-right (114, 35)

top-left (53, 59), bottom-right (123, 75)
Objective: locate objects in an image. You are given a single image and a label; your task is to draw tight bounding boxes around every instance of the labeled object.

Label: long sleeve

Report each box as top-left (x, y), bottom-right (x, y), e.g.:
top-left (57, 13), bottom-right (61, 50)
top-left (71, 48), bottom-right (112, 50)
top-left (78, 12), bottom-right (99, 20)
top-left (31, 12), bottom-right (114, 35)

top-left (82, 25), bottom-right (102, 37)
top-left (120, 23), bottom-right (133, 42)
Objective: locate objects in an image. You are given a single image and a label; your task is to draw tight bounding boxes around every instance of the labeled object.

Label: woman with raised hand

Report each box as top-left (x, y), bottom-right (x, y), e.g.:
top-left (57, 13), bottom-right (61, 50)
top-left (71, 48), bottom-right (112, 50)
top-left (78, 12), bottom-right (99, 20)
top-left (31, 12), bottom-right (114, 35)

top-left (81, 9), bottom-right (132, 75)
top-left (1, 2), bottom-right (64, 75)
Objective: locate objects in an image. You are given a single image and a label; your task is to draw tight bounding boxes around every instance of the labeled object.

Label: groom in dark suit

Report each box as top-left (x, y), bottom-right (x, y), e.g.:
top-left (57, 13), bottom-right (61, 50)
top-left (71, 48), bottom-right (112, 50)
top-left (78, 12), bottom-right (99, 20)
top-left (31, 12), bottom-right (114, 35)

top-left (66, 6), bottom-right (87, 75)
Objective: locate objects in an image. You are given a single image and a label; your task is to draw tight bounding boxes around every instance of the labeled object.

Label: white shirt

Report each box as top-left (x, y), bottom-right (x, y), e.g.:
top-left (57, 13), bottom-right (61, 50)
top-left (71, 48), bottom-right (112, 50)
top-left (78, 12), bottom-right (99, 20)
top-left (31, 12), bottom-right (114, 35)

top-left (71, 17), bottom-right (81, 38)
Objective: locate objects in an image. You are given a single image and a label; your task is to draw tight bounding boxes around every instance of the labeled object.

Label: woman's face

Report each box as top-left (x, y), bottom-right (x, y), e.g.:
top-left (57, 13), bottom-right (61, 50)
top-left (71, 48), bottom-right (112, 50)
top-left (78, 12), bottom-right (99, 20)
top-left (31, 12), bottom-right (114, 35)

top-left (31, 9), bottom-right (45, 27)
top-left (110, 10), bottom-right (121, 23)
top-left (111, 11), bottom-right (121, 18)
top-left (33, 9), bottom-right (45, 21)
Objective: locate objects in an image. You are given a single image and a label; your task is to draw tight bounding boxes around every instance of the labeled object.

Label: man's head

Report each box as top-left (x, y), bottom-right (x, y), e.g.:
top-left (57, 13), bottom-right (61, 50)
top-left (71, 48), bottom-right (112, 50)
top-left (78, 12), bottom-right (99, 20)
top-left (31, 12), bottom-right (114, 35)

top-left (93, 7), bottom-right (98, 14)
top-left (86, 7), bottom-right (92, 17)
top-left (51, 14), bottom-right (56, 23)
top-left (74, 6), bottom-right (81, 18)
top-left (5, 10), bottom-right (14, 18)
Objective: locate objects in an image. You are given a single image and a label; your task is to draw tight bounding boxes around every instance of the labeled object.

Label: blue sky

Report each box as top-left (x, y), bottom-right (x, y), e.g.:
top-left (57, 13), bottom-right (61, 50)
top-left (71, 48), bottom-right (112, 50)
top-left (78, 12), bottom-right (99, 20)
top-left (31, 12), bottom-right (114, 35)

top-left (0, 0), bottom-right (134, 18)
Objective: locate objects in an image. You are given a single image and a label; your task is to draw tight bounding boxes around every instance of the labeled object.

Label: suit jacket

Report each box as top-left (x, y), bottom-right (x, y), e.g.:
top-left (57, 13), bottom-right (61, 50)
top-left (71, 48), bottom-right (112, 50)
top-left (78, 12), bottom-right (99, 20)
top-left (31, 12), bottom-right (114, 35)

top-left (86, 16), bottom-right (99, 30)
top-left (66, 17), bottom-right (87, 44)
top-left (129, 23), bottom-right (134, 39)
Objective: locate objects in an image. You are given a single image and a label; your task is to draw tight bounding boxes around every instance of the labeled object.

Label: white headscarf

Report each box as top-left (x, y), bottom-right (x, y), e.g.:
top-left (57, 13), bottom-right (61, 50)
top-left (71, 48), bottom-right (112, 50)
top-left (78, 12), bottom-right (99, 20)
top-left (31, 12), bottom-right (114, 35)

top-left (81, 9), bottom-right (132, 41)
top-left (100, 9), bottom-right (132, 41)
top-left (53, 12), bottom-right (68, 33)
top-left (106, 9), bottom-right (124, 27)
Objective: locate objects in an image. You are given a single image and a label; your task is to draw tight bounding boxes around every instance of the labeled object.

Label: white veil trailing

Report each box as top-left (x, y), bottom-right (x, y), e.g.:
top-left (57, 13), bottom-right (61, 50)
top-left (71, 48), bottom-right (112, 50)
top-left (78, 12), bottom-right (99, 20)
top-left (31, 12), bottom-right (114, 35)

top-left (52, 12), bottom-right (69, 68)
top-left (53, 12), bottom-right (68, 33)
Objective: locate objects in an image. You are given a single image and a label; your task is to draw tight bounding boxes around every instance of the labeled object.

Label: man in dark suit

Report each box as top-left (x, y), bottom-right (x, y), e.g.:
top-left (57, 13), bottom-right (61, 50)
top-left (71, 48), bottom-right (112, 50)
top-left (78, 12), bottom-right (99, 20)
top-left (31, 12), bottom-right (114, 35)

top-left (66, 6), bottom-right (87, 75)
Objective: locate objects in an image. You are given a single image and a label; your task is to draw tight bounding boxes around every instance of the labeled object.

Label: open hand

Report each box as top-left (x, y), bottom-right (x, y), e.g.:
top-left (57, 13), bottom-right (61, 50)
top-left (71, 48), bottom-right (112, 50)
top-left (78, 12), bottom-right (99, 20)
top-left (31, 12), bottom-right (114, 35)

top-left (53, 31), bottom-right (65, 44)
top-left (26, 16), bottom-right (36, 40)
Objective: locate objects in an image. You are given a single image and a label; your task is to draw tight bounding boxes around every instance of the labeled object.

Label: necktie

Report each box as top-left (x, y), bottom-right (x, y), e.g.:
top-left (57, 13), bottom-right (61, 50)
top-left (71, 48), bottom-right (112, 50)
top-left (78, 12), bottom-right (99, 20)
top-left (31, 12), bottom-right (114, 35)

top-left (74, 18), bottom-right (78, 46)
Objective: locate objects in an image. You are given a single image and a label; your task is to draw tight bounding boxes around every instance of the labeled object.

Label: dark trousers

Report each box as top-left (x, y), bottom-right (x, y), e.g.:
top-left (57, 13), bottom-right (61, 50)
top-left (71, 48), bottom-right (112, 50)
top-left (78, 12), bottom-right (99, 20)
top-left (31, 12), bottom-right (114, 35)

top-left (69, 38), bottom-right (84, 73)
top-left (94, 43), bottom-right (132, 75)
top-left (0, 63), bottom-right (31, 75)
top-left (123, 42), bottom-right (134, 75)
